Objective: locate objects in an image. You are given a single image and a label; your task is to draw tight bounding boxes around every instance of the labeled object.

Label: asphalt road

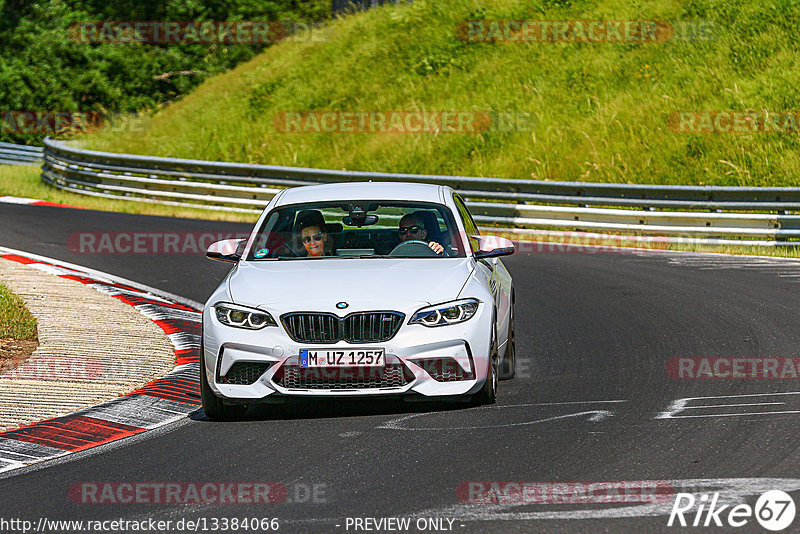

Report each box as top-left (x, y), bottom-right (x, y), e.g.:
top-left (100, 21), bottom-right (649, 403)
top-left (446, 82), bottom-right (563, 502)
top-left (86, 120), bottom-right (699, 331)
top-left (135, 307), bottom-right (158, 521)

top-left (2, 203), bottom-right (800, 533)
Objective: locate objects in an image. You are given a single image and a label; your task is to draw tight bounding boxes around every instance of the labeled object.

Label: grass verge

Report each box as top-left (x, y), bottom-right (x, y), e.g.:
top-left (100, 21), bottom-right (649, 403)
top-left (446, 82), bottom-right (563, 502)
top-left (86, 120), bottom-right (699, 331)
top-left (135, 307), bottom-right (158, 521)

top-left (0, 282), bottom-right (37, 340)
top-left (0, 281), bottom-right (38, 374)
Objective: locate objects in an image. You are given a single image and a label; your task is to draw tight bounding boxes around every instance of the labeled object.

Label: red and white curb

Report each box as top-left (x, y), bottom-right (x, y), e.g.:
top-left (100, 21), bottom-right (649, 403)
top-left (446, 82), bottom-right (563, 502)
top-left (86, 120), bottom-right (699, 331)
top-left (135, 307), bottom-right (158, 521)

top-left (0, 247), bottom-right (203, 474)
top-left (0, 196), bottom-right (83, 209)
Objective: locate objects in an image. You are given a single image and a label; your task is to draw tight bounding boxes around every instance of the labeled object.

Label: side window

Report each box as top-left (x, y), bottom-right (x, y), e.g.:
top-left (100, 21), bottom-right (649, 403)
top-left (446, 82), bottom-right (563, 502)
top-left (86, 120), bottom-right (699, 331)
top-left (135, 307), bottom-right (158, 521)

top-left (251, 211), bottom-right (281, 254)
top-left (454, 195), bottom-right (480, 252)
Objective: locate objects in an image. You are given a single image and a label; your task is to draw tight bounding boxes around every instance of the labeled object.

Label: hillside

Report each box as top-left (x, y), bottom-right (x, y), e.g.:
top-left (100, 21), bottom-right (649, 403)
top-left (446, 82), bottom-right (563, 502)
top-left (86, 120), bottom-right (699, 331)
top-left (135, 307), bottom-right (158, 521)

top-left (80, 0), bottom-right (800, 186)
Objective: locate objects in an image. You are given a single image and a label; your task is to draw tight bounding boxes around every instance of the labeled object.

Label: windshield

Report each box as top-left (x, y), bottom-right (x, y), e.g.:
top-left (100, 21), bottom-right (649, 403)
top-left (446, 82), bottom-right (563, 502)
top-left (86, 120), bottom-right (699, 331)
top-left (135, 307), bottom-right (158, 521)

top-left (246, 200), bottom-right (466, 260)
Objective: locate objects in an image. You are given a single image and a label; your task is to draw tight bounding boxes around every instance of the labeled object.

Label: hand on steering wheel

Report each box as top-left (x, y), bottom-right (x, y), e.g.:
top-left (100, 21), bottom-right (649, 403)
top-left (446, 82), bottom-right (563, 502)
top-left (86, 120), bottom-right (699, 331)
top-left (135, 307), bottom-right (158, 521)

top-left (427, 241), bottom-right (444, 255)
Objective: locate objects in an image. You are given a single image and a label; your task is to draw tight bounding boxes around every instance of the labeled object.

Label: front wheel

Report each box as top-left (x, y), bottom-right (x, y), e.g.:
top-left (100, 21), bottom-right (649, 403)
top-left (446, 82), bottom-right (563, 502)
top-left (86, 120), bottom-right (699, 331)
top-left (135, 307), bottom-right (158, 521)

top-left (200, 343), bottom-right (247, 421)
top-left (473, 325), bottom-right (498, 405)
top-left (499, 307), bottom-right (516, 380)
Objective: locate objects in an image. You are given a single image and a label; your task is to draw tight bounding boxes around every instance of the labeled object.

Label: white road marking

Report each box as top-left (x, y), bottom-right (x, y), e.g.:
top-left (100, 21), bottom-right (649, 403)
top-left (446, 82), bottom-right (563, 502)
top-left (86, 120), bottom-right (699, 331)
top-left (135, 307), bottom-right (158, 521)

top-left (501, 400), bottom-right (627, 407)
top-left (659, 410), bottom-right (800, 419)
top-left (657, 391), bottom-right (800, 419)
top-left (0, 196), bottom-right (42, 205)
top-left (684, 402), bottom-right (784, 409)
top-left (647, 252), bottom-right (800, 280)
top-left (377, 408), bottom-right (615, 431)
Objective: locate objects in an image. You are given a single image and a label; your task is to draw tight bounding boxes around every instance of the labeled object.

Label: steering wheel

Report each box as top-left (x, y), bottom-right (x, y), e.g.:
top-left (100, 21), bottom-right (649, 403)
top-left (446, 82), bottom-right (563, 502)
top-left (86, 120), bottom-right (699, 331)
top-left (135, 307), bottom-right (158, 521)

top-left (280, 242), bottom-right (303, 257)
top-left (259, 236), bottom-right (302, 258)
top-left (389, 240), bottom-right (439, 257)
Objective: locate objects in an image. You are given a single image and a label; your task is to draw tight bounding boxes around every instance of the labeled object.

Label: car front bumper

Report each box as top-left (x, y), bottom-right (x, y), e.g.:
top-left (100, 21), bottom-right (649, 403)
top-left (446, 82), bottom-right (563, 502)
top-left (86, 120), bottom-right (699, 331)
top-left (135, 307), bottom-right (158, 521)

top-left (202, 304), bottom-right (493, 401)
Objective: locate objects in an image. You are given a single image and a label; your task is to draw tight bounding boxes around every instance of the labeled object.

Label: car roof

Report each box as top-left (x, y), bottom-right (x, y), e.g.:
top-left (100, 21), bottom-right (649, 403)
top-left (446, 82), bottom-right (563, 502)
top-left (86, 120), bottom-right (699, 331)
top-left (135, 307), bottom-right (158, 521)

top-left (275, 181), bottom-right (448, 206)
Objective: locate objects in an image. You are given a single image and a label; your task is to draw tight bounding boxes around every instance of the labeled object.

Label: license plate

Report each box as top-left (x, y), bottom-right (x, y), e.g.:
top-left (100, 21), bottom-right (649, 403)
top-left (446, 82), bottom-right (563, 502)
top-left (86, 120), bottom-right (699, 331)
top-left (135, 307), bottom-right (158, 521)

top-left (299, 349), bottom-right (385, 367)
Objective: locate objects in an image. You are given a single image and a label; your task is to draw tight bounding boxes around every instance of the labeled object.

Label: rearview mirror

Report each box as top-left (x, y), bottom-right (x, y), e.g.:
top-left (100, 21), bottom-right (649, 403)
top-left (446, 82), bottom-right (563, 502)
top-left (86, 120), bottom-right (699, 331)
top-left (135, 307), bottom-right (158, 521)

top-left (472, 235), bottom-right (514, 260)
top-left (206, 238), bottom-right (246, 263)
top-left (343, 214), bottom-right (379, 227)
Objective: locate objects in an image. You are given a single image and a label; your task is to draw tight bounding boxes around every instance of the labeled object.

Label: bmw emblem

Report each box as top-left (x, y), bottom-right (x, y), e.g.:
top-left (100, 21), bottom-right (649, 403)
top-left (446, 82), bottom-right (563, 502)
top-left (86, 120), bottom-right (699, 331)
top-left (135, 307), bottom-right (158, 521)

top-left (336, 302), bottom-right (348, 309)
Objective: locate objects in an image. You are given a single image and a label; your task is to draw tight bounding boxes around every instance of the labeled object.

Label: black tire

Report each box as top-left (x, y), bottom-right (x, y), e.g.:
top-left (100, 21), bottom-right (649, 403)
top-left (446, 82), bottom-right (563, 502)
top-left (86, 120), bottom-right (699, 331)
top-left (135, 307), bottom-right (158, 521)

top-left (473, 324), bottom-right (498, 405)
top-left (499, 307), bottom-right (516, 380)
top-left (200, 343), bottom-right (247, 421)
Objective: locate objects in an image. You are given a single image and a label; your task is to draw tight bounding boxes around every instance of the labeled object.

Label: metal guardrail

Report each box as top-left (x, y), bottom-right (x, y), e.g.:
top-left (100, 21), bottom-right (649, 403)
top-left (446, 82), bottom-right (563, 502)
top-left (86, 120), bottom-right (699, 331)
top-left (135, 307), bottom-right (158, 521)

top-left (0, 143), bottom-right (43, 166)
top-left (41, 137), bottom-right (800, 243)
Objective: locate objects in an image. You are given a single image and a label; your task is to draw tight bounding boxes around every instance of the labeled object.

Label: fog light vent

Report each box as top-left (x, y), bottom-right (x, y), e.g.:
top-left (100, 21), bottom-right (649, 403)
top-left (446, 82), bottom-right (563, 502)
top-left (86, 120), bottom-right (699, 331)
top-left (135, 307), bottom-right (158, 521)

top-left (218, 362), bottom-right (272, 385)
top-left (414, 358), bottom-right (474, 382)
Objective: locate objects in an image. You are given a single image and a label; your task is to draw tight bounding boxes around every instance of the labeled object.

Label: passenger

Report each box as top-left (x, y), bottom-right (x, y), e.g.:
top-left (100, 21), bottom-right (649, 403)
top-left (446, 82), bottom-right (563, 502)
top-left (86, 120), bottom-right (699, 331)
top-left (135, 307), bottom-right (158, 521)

top-left (398, 213), bottom-right (444, 255)
top-left (296, 210), bottom-right (331, 257)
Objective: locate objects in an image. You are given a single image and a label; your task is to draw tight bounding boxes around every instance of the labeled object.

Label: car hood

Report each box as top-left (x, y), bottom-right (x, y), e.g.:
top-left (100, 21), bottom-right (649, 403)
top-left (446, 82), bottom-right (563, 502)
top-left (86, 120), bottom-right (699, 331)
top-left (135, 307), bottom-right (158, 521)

top-left (227, 258), bottom-right (474, 310)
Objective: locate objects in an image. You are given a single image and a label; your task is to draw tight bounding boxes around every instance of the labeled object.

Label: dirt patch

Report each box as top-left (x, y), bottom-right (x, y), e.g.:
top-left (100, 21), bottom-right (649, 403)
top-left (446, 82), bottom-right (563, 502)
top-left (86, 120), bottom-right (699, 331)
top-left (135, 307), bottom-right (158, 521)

top-left (0, 337), bottom-right (38, 375)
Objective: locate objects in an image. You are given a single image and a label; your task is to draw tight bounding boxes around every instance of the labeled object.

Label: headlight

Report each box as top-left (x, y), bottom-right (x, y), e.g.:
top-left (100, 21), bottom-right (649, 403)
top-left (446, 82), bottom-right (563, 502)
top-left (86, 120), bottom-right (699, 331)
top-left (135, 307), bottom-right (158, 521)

top-left (214, 303), bottom-right (276, 330)
top-left (410, 299), bottom-right (480, 327)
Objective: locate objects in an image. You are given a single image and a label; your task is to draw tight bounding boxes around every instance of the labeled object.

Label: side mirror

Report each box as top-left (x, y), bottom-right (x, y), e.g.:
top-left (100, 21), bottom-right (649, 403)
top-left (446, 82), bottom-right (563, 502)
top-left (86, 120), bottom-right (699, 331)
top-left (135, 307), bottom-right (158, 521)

top-left (472, 235), bottom-right (514, 260)
top-left (206, 239), bottom-right (246, 263)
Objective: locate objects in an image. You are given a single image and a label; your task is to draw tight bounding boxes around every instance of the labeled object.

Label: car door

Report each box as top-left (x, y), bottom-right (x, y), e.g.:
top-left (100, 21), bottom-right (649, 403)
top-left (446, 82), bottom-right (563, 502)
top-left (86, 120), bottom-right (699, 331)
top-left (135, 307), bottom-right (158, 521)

top-left (453, 194), bottom-right (512, 352)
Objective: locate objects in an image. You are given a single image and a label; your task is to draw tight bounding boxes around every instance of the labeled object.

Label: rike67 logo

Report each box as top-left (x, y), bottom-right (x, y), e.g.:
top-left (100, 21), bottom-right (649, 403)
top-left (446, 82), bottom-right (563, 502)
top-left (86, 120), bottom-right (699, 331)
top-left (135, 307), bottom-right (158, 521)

top-left (668, 490), bottom-right (796, 531)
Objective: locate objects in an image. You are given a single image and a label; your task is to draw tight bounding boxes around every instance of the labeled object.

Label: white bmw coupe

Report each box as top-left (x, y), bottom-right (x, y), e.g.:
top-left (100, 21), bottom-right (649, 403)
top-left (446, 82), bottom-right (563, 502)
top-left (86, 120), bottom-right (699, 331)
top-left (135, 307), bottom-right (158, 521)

top-left (201, 182), bottom-right (515, 419)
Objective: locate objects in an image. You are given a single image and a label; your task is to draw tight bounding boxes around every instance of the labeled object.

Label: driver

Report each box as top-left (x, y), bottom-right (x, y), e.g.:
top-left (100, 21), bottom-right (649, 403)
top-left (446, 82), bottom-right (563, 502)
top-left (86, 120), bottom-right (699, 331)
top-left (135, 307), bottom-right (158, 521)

top-left (297, 210), bottom-right (332, 257)
top-left (398, 213), bottom-right (444, 255)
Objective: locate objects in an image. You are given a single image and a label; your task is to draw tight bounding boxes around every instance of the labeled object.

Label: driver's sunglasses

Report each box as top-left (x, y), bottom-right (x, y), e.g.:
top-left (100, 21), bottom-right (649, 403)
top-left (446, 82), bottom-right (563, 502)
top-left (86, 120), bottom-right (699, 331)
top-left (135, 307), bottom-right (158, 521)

top-left (301, 232), bottom-right (324, 244)
top-left (399, 225), bottom-right (423, 236)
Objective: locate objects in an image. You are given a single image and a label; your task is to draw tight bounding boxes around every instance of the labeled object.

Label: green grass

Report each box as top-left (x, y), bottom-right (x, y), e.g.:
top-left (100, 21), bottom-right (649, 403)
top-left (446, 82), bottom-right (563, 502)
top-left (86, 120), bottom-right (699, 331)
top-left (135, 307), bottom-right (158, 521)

top-left (0, 283), bottom-right (37, 340)
top-left (78, 0), bottom-right (800, 186)
top-left (0, 164), bottom-right (258, 222)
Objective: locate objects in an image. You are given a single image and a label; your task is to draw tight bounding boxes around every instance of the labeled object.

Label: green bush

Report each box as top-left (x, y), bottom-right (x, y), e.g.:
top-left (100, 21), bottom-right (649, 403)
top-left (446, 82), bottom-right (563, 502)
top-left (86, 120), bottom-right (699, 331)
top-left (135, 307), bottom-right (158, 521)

top-left (0, 0), bottom-right (330, 144)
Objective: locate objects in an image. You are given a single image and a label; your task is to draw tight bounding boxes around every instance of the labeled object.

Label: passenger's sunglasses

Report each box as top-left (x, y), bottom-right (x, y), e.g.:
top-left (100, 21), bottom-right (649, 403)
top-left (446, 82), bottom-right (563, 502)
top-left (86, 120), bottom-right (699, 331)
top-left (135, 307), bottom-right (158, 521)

top-left (399, 225), bottom-right (423, 235)
top-left (301, 232), bottom-right (324, 244)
